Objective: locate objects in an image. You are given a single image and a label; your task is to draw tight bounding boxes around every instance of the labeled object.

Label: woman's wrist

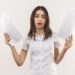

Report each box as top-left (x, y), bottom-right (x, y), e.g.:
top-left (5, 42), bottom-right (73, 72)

top-left (10, 45), bottom-right (15, 49)
top-left (63, 47), bottom-right (68, 52)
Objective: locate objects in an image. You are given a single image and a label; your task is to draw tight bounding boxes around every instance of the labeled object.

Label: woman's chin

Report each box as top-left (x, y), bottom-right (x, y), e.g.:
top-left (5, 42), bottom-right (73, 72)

top-left (36, 27), bottom-right (44, 29)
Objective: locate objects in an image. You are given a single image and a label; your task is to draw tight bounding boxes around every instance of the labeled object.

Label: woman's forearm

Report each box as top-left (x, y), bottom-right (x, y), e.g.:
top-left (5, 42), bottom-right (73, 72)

top-left (10, 46), bottom-right (23, 66)
top-left (55, 48), bottom-right (67, 64)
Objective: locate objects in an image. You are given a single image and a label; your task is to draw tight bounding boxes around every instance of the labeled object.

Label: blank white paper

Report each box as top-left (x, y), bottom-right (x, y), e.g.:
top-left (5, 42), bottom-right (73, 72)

top-left (57, 11), bottom-right (75, 39)
top-left (0, 13), bottom-right (23, 43)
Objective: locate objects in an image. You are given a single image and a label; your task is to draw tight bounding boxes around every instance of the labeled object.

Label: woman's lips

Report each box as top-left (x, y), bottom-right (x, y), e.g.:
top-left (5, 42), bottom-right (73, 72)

top-left (37, 23), bottom-right (42, 26)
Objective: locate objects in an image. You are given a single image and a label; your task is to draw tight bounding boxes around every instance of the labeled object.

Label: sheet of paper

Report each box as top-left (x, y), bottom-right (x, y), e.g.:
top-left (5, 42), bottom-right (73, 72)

top-left (57, 11), bottom-right (75, 39)
top-left (0, 13), bottom-right (23, 43)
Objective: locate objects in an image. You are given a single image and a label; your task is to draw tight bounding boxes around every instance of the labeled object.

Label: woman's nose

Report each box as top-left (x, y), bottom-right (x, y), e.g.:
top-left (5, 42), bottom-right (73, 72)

top-left (38, 17), bottom-right (42, 21)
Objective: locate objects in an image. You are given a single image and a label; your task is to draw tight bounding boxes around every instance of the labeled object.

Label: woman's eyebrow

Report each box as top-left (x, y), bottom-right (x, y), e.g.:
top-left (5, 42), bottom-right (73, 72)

top-left (35, 14), bottom-right (39, 15)
top-left (35, 13), bottom-right (46, 16)
top-left (42, 14), bottom-right (46, 16)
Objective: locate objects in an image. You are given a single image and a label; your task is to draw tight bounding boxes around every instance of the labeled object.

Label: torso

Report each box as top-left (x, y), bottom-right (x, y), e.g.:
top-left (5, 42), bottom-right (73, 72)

top-left (28, 33), bottom-right (57, 75)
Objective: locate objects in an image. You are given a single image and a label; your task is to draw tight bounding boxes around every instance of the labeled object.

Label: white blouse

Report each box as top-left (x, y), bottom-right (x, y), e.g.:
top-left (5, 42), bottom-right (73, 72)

top-left (21, 33), bottom-right (60, 75)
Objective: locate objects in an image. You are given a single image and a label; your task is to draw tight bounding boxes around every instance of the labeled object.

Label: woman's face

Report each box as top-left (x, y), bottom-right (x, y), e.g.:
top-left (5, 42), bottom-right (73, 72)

top-left (34, 10), bottom-right (46, 29)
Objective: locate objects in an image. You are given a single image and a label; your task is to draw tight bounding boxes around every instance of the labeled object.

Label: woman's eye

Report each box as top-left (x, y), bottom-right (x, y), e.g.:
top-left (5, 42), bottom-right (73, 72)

top-left (35, 15), bottom-right (39, 18)
top-left (35, 15), bottom-right (46, 19)
top-left (42, 15), bottom-right (46, 19)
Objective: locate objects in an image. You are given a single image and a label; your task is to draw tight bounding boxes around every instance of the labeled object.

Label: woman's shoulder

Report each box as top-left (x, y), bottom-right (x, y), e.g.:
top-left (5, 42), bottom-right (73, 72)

top-left (51, 31), bottom-right (60, 41)
top-left (51, 31), bottom-right (57, 38)
top-left (22, 34), bottom-right (32, 43)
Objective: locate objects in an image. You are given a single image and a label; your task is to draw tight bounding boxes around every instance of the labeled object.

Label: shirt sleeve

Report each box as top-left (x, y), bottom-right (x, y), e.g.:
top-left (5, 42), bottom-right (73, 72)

top-left (21, 35), bottom-right (30, 51)
top-left (52, 32), bottom-right (61, 48)
top-left (54, 38), bottom-right (60, 48)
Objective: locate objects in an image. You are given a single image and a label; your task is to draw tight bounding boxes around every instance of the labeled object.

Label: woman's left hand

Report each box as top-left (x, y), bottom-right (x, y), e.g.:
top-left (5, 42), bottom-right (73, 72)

top-left (64, 35), bottom-right (73, 51)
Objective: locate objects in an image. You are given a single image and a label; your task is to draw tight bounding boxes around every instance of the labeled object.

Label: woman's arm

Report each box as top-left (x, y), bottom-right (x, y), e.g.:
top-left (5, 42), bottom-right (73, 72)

top-left (4, 33), bottom-right (28, 66)
top-left (10, 46), bottom-right (27, 66)
top-left (54, 35), bottom-right (73, 64)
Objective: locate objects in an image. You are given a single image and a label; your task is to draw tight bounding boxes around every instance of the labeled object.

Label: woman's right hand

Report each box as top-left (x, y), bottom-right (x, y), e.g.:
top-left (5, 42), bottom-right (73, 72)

top-left (4, 32), bottom-right (12, 47)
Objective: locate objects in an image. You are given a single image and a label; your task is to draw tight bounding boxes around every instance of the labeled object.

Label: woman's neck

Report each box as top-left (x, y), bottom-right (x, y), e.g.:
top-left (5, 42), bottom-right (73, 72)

top-left (36, 28), bottom-right (44, 36)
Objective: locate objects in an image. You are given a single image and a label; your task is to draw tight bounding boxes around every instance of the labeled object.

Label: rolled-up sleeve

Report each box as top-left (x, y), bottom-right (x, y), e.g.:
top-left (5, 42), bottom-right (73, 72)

top-left (54, 39), bottom-right (60, 48)
top-left (52, 32), bottom-right (61, 48)
top-left (21, 35), bottom-right (30, 51)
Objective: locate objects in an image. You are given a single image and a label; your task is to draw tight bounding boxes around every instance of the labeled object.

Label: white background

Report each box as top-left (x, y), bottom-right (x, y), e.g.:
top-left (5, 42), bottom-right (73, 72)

top-left (0, 0), bottom-right (75, 75)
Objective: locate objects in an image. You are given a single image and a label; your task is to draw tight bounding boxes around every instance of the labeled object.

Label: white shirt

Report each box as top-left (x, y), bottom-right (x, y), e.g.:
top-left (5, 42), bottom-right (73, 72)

top-left (22, 33), bottom-right (60, 75)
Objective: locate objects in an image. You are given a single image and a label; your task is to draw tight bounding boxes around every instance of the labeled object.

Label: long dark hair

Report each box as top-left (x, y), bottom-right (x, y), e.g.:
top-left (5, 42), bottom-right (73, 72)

top-left (28, 6), bottom-right (53, 40)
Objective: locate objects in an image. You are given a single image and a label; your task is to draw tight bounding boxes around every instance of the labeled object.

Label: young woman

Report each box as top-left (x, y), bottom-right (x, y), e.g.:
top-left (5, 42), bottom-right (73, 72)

top-left (4, 6), bottom-right (73, 75)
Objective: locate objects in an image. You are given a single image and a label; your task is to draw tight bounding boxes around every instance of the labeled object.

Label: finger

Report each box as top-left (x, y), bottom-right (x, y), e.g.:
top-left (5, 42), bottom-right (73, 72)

top-left (71, 35), bottom-right (73, 41)
top-left (69, 35), bottom-right (73, 42)
top-left (65, 38), bottom-right (70, 45)
top-left (4, 32), bottom-right (7, 37)
top-left (69, 36), bottom-right (71, 42)
top-left (6, 33), bottom-right (9, 38)
top-left (4, 32), bottom-right (10, 40)
top-left (65, 38), bottom-right (69, 43)
top-left (4, 33), bottom-right (8, 40)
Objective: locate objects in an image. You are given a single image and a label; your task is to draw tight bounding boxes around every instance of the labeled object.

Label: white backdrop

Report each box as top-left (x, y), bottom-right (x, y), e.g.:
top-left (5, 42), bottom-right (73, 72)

top-left (0, 0), bottom-right (75, 75)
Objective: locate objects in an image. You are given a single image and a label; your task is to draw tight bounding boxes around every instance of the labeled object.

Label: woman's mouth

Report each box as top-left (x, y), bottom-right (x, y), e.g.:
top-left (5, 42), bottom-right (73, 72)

top-left (37, 23), bottom-right (42, 26)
